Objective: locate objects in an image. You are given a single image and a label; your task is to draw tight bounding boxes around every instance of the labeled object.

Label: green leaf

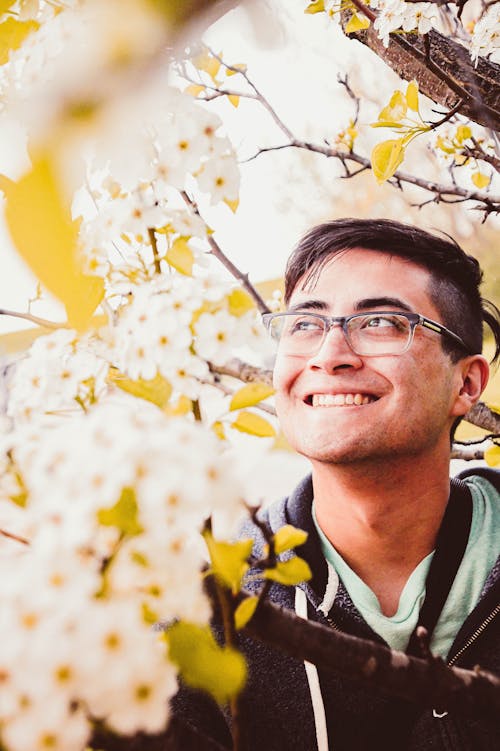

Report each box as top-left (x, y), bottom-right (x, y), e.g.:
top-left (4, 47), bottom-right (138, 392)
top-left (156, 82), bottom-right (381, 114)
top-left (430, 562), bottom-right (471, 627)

top-left (167, 621), bottom-right (247, 705)
top-left (203, 529), bottom-right (254, 594)
top-left (229, 382), bottom-right (275, 411)
top-left (234, 596), bottom-right (259, 630)
top-left (0, 17), bottom-right (39, 65)
top-left (273, 524), bottom-right (308, 554)
top-left (108, 369), bottom-right (172, 408)
top-left (371, 138), bottom-right (405, 184)
top-left (264, 556), bottom-right (312, 586)
top-left (231, 410), bottom-right (276, 438)
top-left (97, 487), bottom-right (143, 537)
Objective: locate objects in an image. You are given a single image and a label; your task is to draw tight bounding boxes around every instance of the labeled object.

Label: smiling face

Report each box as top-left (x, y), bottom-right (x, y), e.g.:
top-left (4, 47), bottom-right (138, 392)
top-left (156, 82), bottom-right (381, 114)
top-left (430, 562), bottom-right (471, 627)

top-left (273, 248), bottom-right (480, 467)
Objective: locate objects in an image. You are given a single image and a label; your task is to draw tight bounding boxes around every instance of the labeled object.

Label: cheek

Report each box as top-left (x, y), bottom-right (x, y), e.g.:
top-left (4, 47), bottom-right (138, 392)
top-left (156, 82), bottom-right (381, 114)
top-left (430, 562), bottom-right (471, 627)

top-left (272, 355), bottom-right (300, 394)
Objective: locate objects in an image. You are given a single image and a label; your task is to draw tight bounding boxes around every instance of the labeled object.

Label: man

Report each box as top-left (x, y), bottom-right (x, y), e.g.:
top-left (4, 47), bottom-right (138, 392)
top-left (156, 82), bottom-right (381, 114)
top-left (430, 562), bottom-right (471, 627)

top-left (173, 218), bottom-right (500, 750)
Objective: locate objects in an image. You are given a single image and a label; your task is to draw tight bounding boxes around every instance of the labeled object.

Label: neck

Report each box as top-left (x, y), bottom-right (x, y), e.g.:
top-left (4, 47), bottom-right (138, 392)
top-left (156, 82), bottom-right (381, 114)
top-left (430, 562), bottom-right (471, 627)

top-left (311, 449), bottom-right (452, 615)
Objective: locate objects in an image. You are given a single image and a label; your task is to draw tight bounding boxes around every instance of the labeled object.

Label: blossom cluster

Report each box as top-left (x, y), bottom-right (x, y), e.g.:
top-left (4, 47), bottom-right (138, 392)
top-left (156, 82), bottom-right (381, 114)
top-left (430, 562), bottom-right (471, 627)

top-left (0, 401), bottom-right (245, 750)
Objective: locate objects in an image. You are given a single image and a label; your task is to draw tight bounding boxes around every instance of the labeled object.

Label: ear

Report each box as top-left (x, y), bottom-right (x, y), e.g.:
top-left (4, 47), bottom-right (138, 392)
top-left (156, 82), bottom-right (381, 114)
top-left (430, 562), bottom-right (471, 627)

top-left (450, 355), bottom-right (490, 418)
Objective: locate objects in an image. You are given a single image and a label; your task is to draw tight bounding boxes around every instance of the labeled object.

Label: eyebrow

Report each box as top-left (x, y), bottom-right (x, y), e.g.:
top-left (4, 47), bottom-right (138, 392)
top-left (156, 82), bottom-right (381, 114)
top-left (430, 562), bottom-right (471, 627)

top-left (287, 297), bottom-right (414, 313)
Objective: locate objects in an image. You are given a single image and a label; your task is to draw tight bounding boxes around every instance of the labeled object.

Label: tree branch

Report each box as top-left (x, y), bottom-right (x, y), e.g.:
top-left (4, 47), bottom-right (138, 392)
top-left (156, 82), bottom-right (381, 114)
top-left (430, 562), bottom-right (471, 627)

top-left (0, 309), bottom-right (63, 330)
top-left (180, 191), bottom-right (270, 314)
top-left (244, 595), bottom-right (500, 715)
top-left (0, 527), bottom-right (30, 546)
top-left (344, 5), bottom-right (500, 131)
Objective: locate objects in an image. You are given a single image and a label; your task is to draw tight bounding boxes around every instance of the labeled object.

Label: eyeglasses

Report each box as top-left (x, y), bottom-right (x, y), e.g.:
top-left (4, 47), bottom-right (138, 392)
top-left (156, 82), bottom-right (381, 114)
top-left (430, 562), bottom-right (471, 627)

top-left (261, 311), bottom-right (469, 357)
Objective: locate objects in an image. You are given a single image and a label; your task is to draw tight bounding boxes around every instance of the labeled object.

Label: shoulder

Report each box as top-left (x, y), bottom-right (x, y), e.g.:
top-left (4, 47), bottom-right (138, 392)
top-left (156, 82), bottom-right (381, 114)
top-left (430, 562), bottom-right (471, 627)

top-left (457, 466), bottom-right (500, 495)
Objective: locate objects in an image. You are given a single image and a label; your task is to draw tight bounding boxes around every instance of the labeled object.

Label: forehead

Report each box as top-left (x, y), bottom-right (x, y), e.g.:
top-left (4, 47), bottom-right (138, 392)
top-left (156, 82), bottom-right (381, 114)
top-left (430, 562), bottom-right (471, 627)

top-left (289, 248), bottom-right (440, 316)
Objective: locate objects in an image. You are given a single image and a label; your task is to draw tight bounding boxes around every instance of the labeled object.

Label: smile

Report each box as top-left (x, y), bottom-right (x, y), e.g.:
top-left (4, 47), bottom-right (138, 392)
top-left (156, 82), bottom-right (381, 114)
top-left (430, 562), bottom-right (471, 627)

top-left (307, 393), bottom-right (378, 407)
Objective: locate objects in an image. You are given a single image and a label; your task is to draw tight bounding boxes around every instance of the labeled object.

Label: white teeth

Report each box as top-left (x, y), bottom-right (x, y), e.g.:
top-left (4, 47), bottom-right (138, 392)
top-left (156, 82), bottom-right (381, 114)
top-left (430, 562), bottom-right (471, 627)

top-left (311, 393), bottom-right (375, 407)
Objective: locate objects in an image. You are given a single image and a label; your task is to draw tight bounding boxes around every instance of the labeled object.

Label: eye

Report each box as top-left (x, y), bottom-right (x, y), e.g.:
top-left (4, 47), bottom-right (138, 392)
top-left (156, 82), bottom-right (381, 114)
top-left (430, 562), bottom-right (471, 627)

top-left (288, 315), bottom-right (324, 335)
top-left (362, 314), bottom-right (406, 331)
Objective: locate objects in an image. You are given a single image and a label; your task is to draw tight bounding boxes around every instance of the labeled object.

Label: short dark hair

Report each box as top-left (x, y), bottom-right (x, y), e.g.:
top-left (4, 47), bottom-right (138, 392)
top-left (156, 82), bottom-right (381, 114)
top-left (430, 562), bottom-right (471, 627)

top-left (284, 218), bottom-right (500, 364)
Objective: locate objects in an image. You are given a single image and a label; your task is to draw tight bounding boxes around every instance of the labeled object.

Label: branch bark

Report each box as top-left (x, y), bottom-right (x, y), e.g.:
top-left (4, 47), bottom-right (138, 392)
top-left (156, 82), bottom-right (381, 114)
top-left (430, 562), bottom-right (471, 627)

top-left (244, 595), bottom-right (500, 715)
top-left (345, 12), bottom-right (500, 131)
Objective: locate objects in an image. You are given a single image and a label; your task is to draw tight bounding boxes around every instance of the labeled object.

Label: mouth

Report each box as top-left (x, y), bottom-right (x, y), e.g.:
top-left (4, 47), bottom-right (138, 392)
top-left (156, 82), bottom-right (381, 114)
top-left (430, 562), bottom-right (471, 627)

top-left (304, 393), bottom-right (379, 407)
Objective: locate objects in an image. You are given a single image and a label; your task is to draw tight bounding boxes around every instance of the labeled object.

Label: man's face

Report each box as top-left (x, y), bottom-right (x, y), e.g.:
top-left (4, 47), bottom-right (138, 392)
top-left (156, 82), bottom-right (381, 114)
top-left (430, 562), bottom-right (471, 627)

top-left (273, 248), bottom-right (470, 466)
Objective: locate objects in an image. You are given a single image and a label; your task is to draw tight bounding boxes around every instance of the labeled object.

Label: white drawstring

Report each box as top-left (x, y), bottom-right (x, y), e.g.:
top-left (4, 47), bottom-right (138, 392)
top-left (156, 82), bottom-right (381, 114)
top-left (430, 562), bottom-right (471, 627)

top-left (295, 587), bottom-right (330, 751)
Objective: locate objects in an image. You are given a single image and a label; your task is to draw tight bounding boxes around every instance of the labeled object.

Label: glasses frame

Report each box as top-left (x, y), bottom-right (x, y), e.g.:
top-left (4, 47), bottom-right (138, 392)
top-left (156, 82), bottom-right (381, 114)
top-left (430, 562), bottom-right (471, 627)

top-left (261, 310), bottom-right (470, 357)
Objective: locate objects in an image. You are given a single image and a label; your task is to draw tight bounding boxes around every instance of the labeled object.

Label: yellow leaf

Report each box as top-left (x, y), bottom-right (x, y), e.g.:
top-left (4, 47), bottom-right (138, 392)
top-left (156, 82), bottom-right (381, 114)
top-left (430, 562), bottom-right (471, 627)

top-left (231, 410), bottom-right (276, 438)
top-left (456, 124), bottom-right (472, 143)
top-left (234, 596), bottom-right (259, 630)
top-left (471, 171), bottom-right (490, 189)
top-left (108, 369), bottom-right (172, 408)
top-left (406, 80), bottom-right (419, 112)
top-left (436, 136), bottom-right (455, 155)
top-left (273, 525), bottom-right (308, 555)
top-left (371, 138), bottom-right (405, 184)
top-left (379, 90), bottom-right (407, 123)
top-left (212, 420), bottom-right (226, 440)
top-left (203, 529), bottom-right (254, 594)
top-left (192, 49), bottom-right (221, 82)
top-left (0, 153), bottom-right (104, 330)
top-left (229, 382), bottom-right (275, 411)
top-left (304, 0), bottom-right (325, 13)
top-left (141, 602), bottom-right (159, 626)
top-left (370, 121), bottom-right (405, 129)
top-left (345, 12), bottom-right (370, 33)
top-left (0, 17), bottom-right (39, 65)
top-left (484, 445), bottom-right (500, 467)
top-left (264, 556), bottom-right (312, 586)
top-left (97, 487), bottom-right (143, 537)
top-left (0, 1), bottom-right (17, 14)
top-left (163, 395), bottom-right (192, 416)
top-left (166, 621), bottom-right (246, 705)
top-left (185, 84), bottom-right (205, 97)
top-left (223, 196), bottom-right (239, 213)
top-left (227, 288), bottom-right (254, 317)
top-left (165, 236), bottom-right (194, 276)
top-left (227, 94), bottom-right (240, 108)
top-left (226, 64), bottom-right (247, 76)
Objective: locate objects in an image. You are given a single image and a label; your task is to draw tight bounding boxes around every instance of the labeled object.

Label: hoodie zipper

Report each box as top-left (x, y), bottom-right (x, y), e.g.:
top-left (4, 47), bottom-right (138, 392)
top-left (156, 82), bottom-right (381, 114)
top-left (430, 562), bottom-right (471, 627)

top-left (446, 602), bottom-right (500, 667)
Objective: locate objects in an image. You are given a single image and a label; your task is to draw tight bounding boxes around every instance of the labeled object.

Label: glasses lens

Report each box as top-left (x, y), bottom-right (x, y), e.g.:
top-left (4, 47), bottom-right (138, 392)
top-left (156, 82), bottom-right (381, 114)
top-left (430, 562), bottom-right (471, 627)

top-left (269, 314), bottom-right (326, 354)
top-left (347, 314), bottom-right (411, 355)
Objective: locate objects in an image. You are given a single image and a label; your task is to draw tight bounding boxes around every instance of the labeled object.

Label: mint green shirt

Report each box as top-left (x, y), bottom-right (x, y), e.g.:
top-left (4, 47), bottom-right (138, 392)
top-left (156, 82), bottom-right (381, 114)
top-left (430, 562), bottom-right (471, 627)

top-left (313, 475), bottom-right (499, 658)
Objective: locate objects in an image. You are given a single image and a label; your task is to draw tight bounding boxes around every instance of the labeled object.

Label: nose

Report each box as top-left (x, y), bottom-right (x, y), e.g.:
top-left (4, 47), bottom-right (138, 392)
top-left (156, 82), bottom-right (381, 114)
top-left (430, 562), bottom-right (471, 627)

top-left (307, 323), bottom-right (363, 373)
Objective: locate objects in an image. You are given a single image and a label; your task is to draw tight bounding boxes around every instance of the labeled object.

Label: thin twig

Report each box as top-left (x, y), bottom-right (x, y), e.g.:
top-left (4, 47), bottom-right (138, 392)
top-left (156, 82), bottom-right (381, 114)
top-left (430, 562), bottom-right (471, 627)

top-left (242, 141), bottom-right (500, 209)
top-left (147, 228), bottom-right (162, 275)
top-left (180, 191), bottom-right (270, 314)
top-left (208, 47), bottom-right (295, 142)
top-left (0, 309), bottom-right (63, 330)
top-left (0, 528), bottom-right (30, 546)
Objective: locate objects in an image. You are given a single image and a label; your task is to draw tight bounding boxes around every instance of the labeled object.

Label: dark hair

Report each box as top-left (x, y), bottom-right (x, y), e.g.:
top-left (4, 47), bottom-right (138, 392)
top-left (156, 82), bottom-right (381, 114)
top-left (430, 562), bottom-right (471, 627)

top-left (285, 218), bottom-right (500, 364)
